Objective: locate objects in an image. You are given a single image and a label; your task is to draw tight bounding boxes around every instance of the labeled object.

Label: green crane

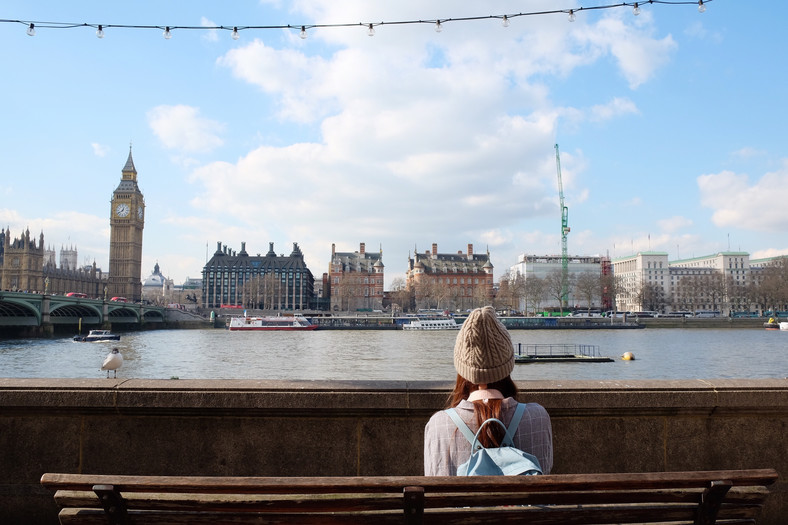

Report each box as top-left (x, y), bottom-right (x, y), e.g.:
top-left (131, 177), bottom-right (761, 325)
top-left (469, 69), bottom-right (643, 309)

top-left (555, 144), bottom-right (570, 309)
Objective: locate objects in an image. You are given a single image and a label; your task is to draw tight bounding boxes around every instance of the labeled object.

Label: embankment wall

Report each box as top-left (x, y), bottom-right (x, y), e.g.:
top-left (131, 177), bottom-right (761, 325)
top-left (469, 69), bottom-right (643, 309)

top-left (1, 378), bottom-right (785, 524)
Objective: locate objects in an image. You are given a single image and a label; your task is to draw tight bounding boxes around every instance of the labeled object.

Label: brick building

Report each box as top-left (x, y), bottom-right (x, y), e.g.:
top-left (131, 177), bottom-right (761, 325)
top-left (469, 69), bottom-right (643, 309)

top-left (328, 243), bottom-right (384, 312)
top-left (406, 243), bottom-right (494, 311)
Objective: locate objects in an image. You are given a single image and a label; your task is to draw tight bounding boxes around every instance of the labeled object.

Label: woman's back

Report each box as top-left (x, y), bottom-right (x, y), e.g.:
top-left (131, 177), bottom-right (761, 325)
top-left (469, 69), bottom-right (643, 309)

top-left (424, 397), bottom-right (553, 476)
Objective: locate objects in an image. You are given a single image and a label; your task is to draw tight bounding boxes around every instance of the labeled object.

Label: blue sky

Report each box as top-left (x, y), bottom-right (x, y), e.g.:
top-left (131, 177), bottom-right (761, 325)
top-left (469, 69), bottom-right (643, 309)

top-left (2, 1), bottom-right (786, 289)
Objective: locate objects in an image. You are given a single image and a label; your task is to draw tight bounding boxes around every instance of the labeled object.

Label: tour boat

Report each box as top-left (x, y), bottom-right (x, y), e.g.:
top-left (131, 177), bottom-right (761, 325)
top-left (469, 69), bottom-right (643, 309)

top-left (228, 315), bottom-right (317, 331)
top-left (402, 318), bottom-right (460, 330)
top-left (73, 330), bottom-right (121, 342)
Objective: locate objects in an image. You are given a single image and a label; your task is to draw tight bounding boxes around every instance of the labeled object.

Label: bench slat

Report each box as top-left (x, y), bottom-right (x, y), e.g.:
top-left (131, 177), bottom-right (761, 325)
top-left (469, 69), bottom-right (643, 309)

top-left (41, 470), bottom-right (778, 494)
top-left (55, 505), bottom-right (759, 525)
top-left (43, 469), bottom-right (778, 525)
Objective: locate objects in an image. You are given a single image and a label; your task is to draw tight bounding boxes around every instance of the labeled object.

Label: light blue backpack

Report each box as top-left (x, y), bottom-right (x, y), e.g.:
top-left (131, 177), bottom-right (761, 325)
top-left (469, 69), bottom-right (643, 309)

top-left (446, 403), bottom-right (542, 476)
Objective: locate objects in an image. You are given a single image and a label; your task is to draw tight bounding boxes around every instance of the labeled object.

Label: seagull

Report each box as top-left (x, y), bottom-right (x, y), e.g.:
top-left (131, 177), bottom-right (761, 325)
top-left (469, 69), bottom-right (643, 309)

top-left (101, 348), bottom-right (123, 378)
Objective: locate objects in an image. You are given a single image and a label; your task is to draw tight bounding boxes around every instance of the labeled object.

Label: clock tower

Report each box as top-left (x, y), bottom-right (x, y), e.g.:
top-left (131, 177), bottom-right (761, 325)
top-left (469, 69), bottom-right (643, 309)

top-left (108, 147), bottom-right (145, 302)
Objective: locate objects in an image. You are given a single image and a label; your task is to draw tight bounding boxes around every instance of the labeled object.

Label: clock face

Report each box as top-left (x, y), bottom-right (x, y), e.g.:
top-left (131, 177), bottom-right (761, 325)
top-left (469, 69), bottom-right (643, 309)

top-left (137, 206), bottom-right (144, 219)
top-left (115, 203), bottom-right (130, 217)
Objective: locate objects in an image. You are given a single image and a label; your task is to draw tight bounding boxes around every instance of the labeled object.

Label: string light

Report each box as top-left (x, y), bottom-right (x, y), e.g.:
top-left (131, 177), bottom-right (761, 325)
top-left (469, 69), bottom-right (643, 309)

top-left (4, 2), bottom-right (713, 39)
top-left (96, 24), bottom-right (104, 38)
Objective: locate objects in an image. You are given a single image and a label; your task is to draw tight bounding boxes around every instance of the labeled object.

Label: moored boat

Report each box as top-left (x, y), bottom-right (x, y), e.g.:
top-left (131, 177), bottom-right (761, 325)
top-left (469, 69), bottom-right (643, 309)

top-left (402, 318), bottom-right (460, 330)
top-left (73, 330), bottom-right (121, 342)
top-left (228, 315), bottom-right (317, 331)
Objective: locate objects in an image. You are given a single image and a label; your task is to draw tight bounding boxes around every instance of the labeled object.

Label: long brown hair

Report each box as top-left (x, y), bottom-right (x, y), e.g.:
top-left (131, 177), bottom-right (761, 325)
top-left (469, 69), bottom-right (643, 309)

top-left (446, 374), bottom-right (518, 448)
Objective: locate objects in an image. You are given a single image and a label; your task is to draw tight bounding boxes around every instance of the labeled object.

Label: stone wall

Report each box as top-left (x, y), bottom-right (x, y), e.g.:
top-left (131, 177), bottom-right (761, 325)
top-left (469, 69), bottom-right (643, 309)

top-left (1, 378), bottom-right (785, 524)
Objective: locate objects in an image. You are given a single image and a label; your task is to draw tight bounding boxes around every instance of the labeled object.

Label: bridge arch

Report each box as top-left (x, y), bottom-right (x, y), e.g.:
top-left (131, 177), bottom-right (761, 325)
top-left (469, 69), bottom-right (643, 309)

top-left (0, 297), bottom-right (41, 326)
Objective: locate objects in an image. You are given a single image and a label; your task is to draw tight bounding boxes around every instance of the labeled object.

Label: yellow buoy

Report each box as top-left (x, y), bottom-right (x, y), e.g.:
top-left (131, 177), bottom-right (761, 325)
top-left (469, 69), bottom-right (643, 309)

top-left (621, 352), bottom-right (635, 361)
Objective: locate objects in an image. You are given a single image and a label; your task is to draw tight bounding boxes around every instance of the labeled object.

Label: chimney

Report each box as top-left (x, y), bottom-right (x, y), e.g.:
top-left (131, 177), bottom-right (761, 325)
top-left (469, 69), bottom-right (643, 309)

top-left (468, 244), bottom-right (474, 256)
top-left (360, 242), bottom-right (366, 254)
top-left (432, 243), bottom-right (438, 256)
top-left (332, 243), bottom-right (336, 256)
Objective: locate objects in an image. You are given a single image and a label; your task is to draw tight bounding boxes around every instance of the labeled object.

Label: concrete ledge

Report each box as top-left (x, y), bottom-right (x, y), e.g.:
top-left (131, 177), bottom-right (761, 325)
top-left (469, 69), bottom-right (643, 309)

top-left (1, 379), bottom-right (785, 524)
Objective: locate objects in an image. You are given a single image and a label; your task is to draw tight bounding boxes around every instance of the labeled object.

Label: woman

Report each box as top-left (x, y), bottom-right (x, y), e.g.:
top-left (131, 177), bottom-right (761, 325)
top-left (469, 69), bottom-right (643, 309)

top-left (424, 306), bottom-right (553, 475)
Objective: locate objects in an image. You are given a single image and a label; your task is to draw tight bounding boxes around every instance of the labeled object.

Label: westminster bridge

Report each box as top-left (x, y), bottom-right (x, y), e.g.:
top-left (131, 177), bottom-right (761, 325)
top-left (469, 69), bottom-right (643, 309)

top-left (0, 291), bottom-right (171, 336)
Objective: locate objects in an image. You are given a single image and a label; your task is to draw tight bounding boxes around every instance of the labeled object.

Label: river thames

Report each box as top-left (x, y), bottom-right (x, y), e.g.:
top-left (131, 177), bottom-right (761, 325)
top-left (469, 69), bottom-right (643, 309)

top-left (1, 327), bottom-right (786, 380)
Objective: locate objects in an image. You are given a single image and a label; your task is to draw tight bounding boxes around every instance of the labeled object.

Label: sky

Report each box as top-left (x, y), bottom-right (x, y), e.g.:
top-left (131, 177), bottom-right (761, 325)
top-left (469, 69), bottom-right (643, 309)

top-left (2, 1), bottom-right (787, 290)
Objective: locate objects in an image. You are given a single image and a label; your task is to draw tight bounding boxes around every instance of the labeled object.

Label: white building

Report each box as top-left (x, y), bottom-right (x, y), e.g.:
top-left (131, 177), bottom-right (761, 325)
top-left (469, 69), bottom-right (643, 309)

top-left (510, 254), bottom-right (606, 311)
top-left (612, 252), bottom-right (754, 314)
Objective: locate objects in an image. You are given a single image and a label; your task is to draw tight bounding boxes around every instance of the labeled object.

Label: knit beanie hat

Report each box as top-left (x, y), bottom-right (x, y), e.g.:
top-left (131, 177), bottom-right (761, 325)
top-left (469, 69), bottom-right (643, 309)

top-left (453, 306), bottom-right (514, 384)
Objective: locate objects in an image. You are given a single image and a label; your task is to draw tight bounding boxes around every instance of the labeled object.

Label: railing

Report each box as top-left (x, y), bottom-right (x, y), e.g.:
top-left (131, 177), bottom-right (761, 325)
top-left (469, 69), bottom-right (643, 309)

top-left (515, 343), bottom-right (603, 358)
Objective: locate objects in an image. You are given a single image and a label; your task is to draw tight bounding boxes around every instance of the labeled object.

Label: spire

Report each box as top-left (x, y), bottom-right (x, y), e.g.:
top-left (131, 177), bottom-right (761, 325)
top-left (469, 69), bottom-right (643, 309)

top-left (122, 143), bottom-right (137, 174)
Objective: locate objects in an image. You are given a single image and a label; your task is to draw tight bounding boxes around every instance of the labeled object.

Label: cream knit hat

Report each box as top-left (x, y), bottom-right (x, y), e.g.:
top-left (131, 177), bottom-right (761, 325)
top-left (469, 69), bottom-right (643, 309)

top-left (453, 306), bottom-right (514, 384)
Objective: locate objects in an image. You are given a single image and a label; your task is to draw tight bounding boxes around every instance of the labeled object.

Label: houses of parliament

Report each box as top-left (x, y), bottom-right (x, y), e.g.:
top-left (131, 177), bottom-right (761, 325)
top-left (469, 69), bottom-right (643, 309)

top-left (0, 149), bottom-right (145, 301)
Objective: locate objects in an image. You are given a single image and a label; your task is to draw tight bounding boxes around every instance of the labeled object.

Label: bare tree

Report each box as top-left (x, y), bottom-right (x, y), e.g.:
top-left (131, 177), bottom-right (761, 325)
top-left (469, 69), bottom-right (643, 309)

top-left (495, 270), bottom-right (518, 312)
top-left (545, 269), bottom-right (574, 315)
top-left (525, 275), bottom-right (547, 316)
top-left (636, 282), bottom-right (667, 312)
top-left (574, 272), bottom-right (600, 313)
top-left (389, 277), bottom-right (412, 313)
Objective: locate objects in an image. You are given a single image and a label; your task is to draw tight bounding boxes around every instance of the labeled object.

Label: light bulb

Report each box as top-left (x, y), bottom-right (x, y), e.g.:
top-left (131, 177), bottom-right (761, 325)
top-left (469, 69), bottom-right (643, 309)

top-left (367, 24), bottom-right (375, 37)
top-left (163, 26), bottom-right (172, 39)
top-left (698, 1), bottom-right (706, 13)
top-left (231, 27), bottom-right (239, 40)
top-left (96, 25), bottom-right (105, 38)
top-left (633, 3), bottom-right (641, 16)
top-left (435, 20), bottom-right (442, 33)
top-left (299, 26), bottom-right (307, 39)
top-left (502, 15), bottom-right (510, 28)
top-left (568, 10), bottom-right (576, 23)
top-left (26, 23), bottom-right (35, 37)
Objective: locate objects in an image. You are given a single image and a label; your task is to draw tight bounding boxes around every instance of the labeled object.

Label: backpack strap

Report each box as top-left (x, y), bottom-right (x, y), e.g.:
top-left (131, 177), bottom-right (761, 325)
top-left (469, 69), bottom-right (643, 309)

top-left (446, 403), bottom-right (527, 448)
top-left (446, 408), bottom-right (476, 445)
top-left (503, 403), bottom-right (526, 447)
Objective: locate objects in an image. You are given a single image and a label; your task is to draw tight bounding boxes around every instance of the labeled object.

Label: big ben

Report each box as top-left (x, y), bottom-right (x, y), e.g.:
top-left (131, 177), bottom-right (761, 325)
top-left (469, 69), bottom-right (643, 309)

top-left (108, 147), bottom-right (145, 302)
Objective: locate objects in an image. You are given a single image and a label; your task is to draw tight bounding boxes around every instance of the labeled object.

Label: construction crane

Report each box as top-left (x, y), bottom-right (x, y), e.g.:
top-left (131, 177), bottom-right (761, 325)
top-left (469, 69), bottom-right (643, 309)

top-left (555, 144), bottom-right (570, 309)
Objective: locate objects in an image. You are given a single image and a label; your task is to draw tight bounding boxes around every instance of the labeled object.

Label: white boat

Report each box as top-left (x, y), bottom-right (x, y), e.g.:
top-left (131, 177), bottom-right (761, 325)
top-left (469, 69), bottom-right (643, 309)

top-left (780, 322), bottom-right (788, 331)
top-left (73, 330), bottom-right (121, 342)
top-left (402, 318), bottom-right (460, 330)
top-left (228, 315), bottom-right (317, 331)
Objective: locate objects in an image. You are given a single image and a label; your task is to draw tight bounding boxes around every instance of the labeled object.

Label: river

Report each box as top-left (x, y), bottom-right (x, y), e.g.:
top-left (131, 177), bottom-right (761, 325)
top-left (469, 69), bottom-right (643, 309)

top-left (1, 327), bottom-right (786, 381)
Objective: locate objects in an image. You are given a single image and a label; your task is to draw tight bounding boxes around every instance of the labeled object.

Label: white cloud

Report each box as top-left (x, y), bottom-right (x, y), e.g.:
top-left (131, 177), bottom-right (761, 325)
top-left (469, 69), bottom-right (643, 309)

top-left (698, 161), bottom-right (788, 232)
top-left (750, 248), bottom-right (788, 260)
top-left (91, 143), bottom-right (109, 157)
top-left (187, 2), bottom-right (683, 281)
top-left (575, 11), bottom-right (677, 88)
top-left (658, 216), bottom-right (693, 233)
top-left (147, 105), bottom-right (225, 153)
top-left (731, 147), bottom-right (764, 160)
top-left (200, 17), bottom-right (219, 43)
top-left (589, 97), bottom-right (639, 122)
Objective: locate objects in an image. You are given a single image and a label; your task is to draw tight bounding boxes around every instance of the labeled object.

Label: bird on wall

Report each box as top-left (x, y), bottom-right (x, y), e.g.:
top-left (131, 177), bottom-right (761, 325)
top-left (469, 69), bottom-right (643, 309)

top-left (101, 348), bottom-right (123, 378)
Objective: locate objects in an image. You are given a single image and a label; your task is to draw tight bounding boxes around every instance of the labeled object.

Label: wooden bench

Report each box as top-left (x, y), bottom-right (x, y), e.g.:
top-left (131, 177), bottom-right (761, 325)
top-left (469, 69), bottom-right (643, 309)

top-left (41, 469), bottom-right (777, 525)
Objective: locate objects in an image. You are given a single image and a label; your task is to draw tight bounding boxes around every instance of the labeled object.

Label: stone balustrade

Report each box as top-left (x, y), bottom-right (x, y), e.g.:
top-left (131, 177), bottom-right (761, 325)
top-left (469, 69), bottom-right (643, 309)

top-left (0, 378), bottom-right (785, 524)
